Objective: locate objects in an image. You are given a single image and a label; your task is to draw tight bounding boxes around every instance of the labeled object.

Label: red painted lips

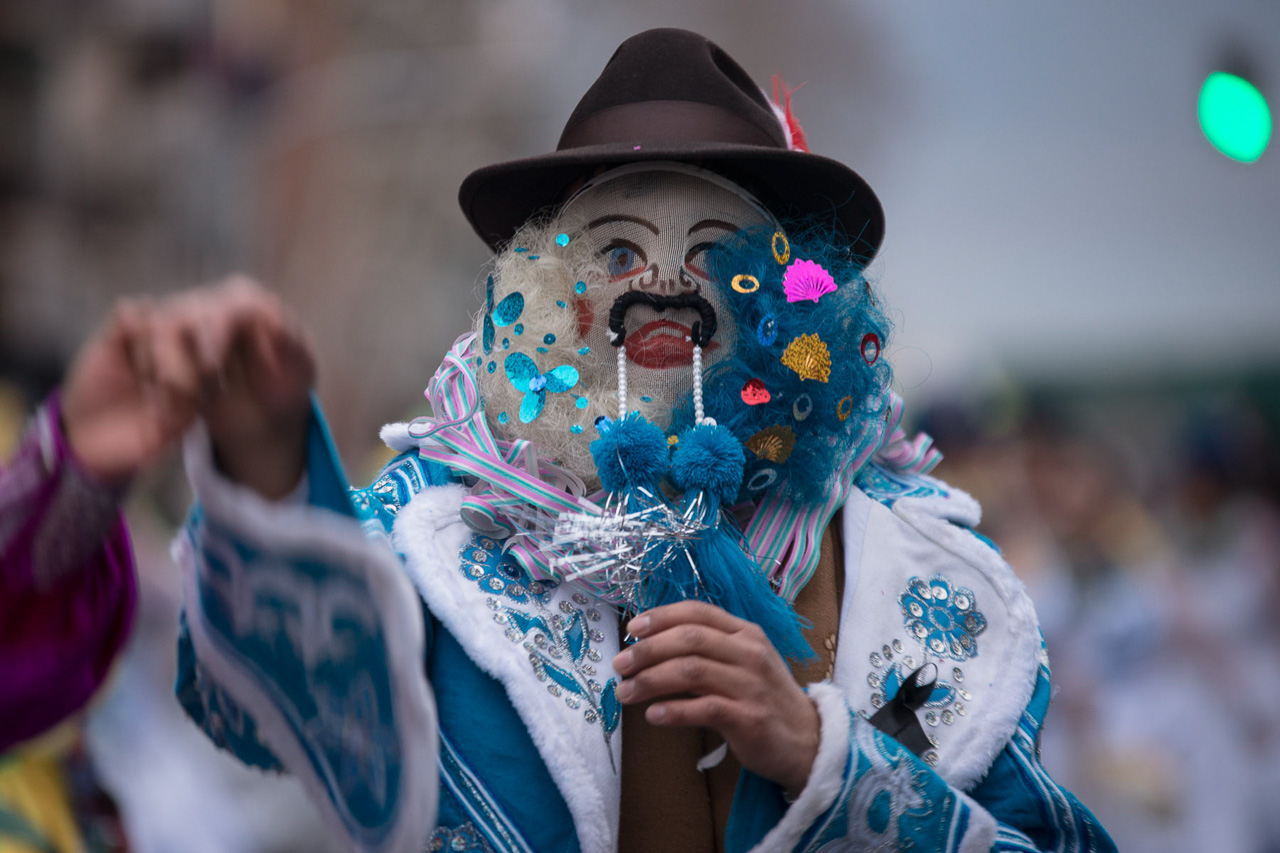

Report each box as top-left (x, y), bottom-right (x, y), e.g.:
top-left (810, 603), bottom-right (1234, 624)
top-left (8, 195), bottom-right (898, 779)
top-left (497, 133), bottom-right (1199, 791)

top-left (626, 319), bottom-right (720, 369)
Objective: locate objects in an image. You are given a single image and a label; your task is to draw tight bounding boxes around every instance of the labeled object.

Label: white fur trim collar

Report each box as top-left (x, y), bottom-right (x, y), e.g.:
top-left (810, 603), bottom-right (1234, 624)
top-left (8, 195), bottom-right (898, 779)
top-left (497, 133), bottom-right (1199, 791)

top-left (394, 484), bottom-right (622, 853)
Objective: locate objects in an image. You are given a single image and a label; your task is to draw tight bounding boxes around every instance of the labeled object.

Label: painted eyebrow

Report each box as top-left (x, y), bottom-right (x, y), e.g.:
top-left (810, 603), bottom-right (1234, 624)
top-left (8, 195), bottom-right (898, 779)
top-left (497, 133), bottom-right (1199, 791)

top-left (587, 214), bottom-right (659, 234)
top-left (687, 219), bottom-right (739, 237)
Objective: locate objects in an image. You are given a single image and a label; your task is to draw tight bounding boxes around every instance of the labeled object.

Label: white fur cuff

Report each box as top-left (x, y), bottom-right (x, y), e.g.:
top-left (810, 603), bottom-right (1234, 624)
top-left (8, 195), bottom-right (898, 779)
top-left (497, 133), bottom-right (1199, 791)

top-left (748, 681), bottom-right (851, 853)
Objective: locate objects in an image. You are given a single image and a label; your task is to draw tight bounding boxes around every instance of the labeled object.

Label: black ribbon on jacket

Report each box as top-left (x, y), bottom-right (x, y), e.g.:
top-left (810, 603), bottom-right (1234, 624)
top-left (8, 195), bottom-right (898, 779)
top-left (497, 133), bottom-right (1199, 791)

top-left (868, 664), bottom-right (936, 757)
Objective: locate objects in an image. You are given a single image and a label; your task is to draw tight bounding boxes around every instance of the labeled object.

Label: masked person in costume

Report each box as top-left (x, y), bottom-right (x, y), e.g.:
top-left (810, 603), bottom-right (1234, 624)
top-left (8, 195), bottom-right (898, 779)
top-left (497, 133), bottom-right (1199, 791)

top-left (170, 29), bottom-right (1115, 853)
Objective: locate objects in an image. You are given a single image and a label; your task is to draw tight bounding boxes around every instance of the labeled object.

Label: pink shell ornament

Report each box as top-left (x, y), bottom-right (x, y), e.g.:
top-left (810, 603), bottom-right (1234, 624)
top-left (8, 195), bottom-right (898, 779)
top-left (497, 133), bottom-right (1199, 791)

top-left (741, 378), bottom-right (771, 405)
top-left (782, 259), bottom-right (837, 303)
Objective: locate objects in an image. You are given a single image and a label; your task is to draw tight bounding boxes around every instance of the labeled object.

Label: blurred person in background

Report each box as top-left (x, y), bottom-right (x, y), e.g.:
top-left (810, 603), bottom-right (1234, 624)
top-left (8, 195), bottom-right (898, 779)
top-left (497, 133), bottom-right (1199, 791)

top-left (0, 291), bottom-right (197, 851)
top-left (1158, 406), bottom-right (1280, 853)
top-left (162, 28), bottom-right (1113, 853)
top-left (0, 280), bottom-right (338, 853)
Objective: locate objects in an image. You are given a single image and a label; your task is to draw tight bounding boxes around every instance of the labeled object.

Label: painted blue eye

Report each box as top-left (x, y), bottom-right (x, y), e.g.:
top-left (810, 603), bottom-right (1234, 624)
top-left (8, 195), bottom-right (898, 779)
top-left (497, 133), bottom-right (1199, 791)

top-left (605, 245), bottom-right (643, 278)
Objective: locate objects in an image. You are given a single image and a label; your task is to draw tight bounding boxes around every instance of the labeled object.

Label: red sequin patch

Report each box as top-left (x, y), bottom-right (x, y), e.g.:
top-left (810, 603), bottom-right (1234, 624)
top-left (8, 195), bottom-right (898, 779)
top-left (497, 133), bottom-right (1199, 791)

top-left (741, 378), bottom-right (771, 405)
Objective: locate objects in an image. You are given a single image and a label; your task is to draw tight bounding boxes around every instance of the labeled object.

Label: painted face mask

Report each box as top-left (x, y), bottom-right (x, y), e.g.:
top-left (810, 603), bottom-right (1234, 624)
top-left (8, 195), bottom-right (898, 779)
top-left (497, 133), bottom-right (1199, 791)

top-left (475, 165), bottom-right (771, 488)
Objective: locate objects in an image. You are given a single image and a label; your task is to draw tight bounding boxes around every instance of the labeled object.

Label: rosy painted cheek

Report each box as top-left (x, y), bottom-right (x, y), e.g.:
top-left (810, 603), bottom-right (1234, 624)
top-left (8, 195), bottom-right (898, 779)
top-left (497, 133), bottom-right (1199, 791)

top-left (575, 297), bottom-right (594, 340)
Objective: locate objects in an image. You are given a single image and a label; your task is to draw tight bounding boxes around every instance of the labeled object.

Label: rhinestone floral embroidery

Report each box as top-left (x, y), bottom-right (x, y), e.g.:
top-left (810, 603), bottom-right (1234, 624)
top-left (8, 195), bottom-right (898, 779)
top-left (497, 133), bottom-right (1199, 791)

top-left (864, 639), bottom-right (970, 730)
top-left (459, 537), bottom-right (557, 606)
top-left (458, 536), bottom-right (621, 754)
top-left (899, 575), bottom-right (987, 661)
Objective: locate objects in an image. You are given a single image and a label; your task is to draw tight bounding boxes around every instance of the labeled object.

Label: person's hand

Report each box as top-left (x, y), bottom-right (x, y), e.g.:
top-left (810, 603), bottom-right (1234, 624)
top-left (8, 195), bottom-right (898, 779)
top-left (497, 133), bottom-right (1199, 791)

top-left (62, 276), bottom-right (315, 497)
top-left (612, 601), bottom-right (820, 798)
top-left (61, 295), bottom-right (203, 486)
top-left (189, 277), bottom-right (315, 499)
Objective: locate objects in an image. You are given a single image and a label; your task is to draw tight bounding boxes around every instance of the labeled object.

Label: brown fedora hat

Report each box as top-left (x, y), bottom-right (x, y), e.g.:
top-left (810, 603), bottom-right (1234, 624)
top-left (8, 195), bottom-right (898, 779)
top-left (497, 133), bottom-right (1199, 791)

top-left (458, 28), bottom-right (885, 262)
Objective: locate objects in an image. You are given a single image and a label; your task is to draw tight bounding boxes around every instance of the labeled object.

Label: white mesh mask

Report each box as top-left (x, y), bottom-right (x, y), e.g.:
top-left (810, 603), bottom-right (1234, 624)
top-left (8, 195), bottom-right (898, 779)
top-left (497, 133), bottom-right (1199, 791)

top-left (476, 166), bottom-right (773, 487)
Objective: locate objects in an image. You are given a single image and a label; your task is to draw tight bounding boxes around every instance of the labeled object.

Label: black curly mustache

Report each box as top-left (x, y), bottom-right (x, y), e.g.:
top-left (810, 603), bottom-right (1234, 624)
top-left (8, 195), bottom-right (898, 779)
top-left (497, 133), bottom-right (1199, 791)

top-left (606, 291), bottom-right (718, 349)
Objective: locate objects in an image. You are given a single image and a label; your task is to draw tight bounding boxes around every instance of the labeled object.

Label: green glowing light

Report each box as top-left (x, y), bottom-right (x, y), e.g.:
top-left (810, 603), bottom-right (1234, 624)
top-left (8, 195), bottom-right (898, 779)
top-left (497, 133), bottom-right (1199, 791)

top-left (1198, 72), bottom-right (1271, 162)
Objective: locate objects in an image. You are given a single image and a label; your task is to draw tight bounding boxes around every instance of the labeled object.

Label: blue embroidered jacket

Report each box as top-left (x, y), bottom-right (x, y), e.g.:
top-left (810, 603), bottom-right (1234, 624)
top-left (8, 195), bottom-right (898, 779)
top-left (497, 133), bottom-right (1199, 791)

top-left (173, 409), bottom-right (1115, 853)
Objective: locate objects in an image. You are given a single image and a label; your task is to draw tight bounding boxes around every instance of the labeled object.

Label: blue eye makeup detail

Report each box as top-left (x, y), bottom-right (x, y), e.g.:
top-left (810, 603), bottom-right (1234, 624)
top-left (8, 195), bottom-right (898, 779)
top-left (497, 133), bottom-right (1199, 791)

top-left (604, 241), bottom-right (645, 278)
top-left (607, 247), bottom-right (635, 276)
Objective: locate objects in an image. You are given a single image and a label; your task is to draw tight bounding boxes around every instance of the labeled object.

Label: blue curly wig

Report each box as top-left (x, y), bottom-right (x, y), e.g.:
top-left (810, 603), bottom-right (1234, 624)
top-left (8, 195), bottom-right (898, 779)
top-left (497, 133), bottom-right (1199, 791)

top-left (667, 221), bottom-right (893, 505)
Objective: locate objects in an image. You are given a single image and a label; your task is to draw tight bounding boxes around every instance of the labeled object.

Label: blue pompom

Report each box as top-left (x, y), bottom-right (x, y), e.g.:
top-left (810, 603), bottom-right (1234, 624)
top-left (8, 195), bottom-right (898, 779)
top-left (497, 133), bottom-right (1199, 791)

top-left (590, 413), bottom-right (670, 494)
top-left (669, 423), bottom-right (745, 503)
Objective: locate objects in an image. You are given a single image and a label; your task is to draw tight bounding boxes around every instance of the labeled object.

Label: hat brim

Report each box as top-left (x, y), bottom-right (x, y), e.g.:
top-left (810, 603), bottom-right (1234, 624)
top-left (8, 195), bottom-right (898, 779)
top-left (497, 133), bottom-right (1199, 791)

top-left (458, 142), bottom-right (885, 263)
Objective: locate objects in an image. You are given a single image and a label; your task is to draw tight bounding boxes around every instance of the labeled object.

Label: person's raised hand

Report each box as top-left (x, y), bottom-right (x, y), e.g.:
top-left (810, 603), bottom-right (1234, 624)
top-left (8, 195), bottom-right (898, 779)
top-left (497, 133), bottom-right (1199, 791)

top-left (61, 294), bottom-right (202, 486)
top-left (611, 600), bottom-right (820, 798)
top-left (187, 277), bottom-right (315, 499)
top-left (61, 276), bottom-right (315, 497)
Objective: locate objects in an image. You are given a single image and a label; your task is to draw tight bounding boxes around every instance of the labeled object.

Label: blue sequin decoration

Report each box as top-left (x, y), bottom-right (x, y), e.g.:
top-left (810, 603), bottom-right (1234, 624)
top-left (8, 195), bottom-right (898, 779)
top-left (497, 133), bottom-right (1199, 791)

top-left (527, 255), bottom-right (539, 260)
top-left (544, 333), bottom-right (556, 345)
top-left (457, 536), bottom-right (619, 750)
top-left (757, 313), bottom-right (778, 346)
top-left (504, 353), bottom-right (580, 423)
top-left (497, 412), bottom-right (508, 424)
top-left (487, 361), bottom-right (496, 373)
top-left (483, 276), bottom-right (495, 354)
top-left (514, 247), bottom-right (528, 253)
top-left (640, 396), bottom-right (652, 403)
top-left (556, 233), bottom-right (570, 247)
top-left (570, 425), bottom-right (584, 434)
top-left (514, 323), bottom-right (524, 336)
top-left (557, 300), bottom-right (567, 309)
top-left (574, 281), bottom-right (587, 294)
top-left (575, 397), bottom-right (589, 409)
top-left (536, 346), bottom-right (549, 353)
top-left (502, 339), bottom-right (510, 350)
top-left (493, 292), bottom-right (524, 327)
top-left (578, 346), bottom-right (590, 355)
top-left (426, 823), bottom-right (492, 853)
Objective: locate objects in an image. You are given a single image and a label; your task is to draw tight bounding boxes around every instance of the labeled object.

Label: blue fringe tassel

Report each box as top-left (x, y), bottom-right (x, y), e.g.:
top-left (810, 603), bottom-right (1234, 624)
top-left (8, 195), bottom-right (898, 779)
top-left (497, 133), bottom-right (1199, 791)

top-left (667, 424), bottom-right (815, 662)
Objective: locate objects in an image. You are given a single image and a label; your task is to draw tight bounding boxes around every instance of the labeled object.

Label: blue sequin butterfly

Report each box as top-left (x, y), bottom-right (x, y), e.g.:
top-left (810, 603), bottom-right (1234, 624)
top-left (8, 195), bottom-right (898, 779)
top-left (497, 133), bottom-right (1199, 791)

top-left (505, 353), bottom-right (580, 423)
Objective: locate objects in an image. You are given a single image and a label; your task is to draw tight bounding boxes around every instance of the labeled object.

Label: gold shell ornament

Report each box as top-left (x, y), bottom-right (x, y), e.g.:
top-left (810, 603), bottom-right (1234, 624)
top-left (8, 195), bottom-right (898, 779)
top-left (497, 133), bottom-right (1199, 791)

top-left (781, 334), bottom-right (832, 383)
top-left (745, 425), bottom-right (797, 463)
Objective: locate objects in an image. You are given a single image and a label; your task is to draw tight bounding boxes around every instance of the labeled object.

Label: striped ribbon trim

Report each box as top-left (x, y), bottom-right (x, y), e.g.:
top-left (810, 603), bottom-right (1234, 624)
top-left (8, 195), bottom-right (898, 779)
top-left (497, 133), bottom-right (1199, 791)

top-left (874, 393), bottom-right (943, 477)
top-left (746, 391), bottom-right (944, 602)
top-left (746, 388), bottom-right (896, 602)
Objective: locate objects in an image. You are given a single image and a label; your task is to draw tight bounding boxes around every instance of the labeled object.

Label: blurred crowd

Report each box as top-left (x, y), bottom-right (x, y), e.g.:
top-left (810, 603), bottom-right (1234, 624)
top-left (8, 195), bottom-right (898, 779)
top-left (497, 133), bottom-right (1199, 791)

top-left (920, 384), bottom-right (1280, 853)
